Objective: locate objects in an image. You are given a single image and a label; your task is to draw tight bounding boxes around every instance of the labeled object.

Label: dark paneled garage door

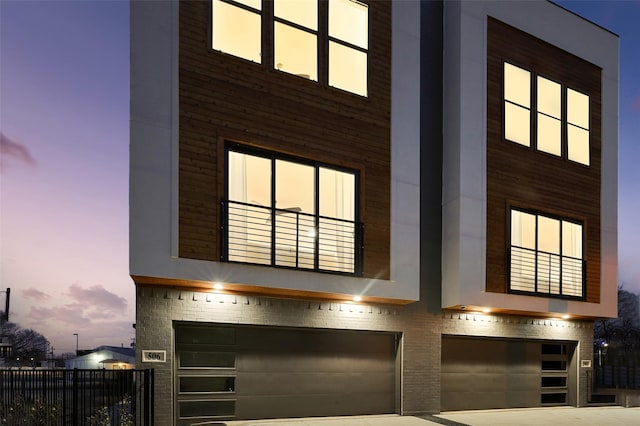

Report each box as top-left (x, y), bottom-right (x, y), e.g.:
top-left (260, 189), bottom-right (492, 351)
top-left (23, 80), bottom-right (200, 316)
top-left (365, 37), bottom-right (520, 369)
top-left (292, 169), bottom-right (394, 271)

top-left (441, 336), bottom-right (572, 411)
top-left (175, 324), bottom-right (398, 424)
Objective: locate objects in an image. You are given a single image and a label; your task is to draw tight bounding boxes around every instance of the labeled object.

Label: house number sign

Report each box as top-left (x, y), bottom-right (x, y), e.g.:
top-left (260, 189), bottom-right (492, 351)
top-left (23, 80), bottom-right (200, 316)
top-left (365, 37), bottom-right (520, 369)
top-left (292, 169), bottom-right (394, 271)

top-left (142, 350), bottom-right (167, 363)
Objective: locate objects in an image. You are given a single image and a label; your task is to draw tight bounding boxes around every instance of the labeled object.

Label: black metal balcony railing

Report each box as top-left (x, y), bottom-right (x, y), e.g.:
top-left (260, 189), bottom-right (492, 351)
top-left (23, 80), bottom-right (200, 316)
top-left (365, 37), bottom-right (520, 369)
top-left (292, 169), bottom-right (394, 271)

top-left (0, 368), bottom-right (154, 426)
top-left (222, 200), bottom-right (362, 275)
top-left (510, 245), bottom-right (584, 298)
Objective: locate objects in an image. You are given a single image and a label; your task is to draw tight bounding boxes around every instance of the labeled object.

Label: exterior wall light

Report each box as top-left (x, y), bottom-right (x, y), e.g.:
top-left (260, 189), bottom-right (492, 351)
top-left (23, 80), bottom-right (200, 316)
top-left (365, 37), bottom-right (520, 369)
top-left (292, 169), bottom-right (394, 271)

top-left (213, 283), bottom-right (224, 290)
top-left (353, 296), bottom-right (362, 302)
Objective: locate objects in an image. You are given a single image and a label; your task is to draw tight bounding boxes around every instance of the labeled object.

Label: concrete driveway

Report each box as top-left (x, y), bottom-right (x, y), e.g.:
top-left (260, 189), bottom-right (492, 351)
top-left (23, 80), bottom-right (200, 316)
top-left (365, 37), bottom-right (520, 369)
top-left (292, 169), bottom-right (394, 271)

top-left (221, 407), bottom-right (640, 426)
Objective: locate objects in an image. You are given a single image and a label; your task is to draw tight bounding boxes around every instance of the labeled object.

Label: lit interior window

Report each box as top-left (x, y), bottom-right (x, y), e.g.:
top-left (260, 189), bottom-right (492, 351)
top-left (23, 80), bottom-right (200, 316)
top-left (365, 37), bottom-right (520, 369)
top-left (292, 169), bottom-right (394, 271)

top-left (562, 220), bottom-right (582, 259)
top-left (274, 159), bottom-right (315, 268)
top-left (319, 168), bottom-right (355, 221)
top-left (567, 88), bottom-right (590, 165)
top-left (319, 167), bottom-right (356, 271)
top-left (505, 103), bottom-right (530, 146)
top-left (226, 148), bottom-right (358, 273)
top-left (504, 63), bottom-right (531, 146)
top-left (511, 210), bottom-right (535, 250)
top-left (537, 76), bottom-right (561, 156)
top-left (510, 208), bottom-right (583, 298)
top-left (227, 151), bottom-right (272, 265)
top-left (274, 0), bottom-right (317, 30)
top-left (504, 63), bottom-right (531, 107)
top-left (328, 0), bottom-right (368, 96)
top-left (561, 220), bottom-right (583, 296)
top-left (537, 216), bottom-right (560, 255)
top-left (275, 159), bottom-right (315, 215)
top-left (211, 0), bottom-right (262, 63)
top-left (329, 42), bottom-right (367, 96)
top-left (274, 0), bottom-right (318, 81)
top-left (274, 23), bottom-right (318, 80)
top-left (536, 216), bottom-right (560, 294)
top-left (329, 0), bottom-right (368, 49)
top-left (510, 210), bottom-right (536, 292)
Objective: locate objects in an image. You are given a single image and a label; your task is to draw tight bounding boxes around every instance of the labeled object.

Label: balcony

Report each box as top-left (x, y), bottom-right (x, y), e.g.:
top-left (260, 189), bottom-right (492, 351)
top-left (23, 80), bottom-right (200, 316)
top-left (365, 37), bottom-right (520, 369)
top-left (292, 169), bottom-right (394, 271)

top-left (509, 245), bottom-right (584, 298)
top-left (222, 200), bottom-right (362, 275)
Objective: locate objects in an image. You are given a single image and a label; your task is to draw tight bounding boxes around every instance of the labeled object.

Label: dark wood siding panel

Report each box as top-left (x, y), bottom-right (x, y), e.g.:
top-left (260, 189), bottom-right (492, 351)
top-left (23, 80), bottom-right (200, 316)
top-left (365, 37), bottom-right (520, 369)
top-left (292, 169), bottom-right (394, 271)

top-left (178, 0), bottom-right (391, 279)
top-left (486, 18), bottom-right (601, 303)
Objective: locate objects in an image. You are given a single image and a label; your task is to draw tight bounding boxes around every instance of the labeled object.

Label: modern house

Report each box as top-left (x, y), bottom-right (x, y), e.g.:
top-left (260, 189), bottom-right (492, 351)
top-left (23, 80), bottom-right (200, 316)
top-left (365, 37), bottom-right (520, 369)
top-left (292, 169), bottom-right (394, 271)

top-left (130, 0), bottom-right (618, 424)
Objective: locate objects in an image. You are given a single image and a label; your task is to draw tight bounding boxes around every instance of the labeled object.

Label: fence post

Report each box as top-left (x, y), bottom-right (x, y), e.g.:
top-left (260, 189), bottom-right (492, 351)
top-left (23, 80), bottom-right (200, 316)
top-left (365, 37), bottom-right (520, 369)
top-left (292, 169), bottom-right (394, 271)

top-left (72, 368), bottom-right (78, 426)
top-left (144, 369), bottom-right (151, 426)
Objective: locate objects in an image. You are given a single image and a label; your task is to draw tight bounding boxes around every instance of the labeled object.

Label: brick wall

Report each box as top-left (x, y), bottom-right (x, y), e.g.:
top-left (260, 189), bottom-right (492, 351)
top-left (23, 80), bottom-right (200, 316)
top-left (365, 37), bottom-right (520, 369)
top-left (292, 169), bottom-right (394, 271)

top-left (136, 286), bottom-right (442, 424)
top-left (136, 285), bottom-right (595, 423)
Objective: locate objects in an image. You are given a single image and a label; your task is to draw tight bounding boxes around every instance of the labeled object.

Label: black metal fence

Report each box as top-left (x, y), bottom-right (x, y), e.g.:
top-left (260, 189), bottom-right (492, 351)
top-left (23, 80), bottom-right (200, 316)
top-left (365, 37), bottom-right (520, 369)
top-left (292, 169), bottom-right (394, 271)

top-left (0, 369), bottom-right (154, 425)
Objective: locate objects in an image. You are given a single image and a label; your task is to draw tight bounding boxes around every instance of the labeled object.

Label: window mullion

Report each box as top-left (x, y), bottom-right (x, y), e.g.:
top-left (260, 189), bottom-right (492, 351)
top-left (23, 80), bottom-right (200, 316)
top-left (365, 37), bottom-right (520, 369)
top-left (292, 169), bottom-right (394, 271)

top-left (314, 165), bottom-right (320, 270)
top-left (561, 84), bottom-right (568, 160)
top-left (559, 221), bottom-right (564, 296)
top-left (318, 0), bottom-right (328, 87)
top-left (531, 73), bottom-right (537, 151)
top-left (270, 158), bottom-right (276, 266)
top-left (264, 0), bottom-right (274, 70)
top-left (534, 214), bottom-right (539, 293)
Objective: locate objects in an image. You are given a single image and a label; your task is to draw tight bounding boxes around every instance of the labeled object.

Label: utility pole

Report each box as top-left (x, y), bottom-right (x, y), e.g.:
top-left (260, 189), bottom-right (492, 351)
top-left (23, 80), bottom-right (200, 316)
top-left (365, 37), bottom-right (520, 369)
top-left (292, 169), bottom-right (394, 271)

top-left (2, 288), bottom-right (9, 322)
top-left (0, 288), bottom-right (10, 362)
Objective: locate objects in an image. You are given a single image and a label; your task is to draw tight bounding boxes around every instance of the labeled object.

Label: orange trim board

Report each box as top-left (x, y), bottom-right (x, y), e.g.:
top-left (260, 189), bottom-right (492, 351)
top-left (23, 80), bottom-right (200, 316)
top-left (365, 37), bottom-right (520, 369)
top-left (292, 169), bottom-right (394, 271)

top-left (131, 275), bottom-right (415, 306)
top-left (443, 305), bottom-right (606, 321)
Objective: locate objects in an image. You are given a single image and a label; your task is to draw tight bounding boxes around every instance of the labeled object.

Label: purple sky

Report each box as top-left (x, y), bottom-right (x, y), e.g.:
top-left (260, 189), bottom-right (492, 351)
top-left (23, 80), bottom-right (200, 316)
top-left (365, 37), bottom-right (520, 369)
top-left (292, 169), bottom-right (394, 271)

top-left (1, 0), bottom-right (639, 354)
top-left (1, 0), bottom-right (131, 354)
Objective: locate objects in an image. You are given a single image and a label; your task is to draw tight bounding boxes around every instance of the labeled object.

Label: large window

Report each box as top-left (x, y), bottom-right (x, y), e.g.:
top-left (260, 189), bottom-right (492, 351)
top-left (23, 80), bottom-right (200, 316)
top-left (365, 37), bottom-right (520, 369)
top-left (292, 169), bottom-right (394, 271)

top-left (211, 0), bottom-right (369, 96)
top-left (503, 62), bottom-right (590, 165)
top-left (510, 208), bottom-right (584, 298)
top-left (224, 144), bottom-right (361, 274)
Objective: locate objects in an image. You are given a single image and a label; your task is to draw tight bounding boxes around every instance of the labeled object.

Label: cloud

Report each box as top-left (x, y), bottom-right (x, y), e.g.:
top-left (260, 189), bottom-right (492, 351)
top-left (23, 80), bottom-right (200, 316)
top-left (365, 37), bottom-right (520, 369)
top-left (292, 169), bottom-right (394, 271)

top-left (66, 283), bottom-right (128, 312)
top-left (24, 284), bottom-right (128, 331)
top-left (0, 132), bottom-right (37, 169)
top-left (21, 288), bottom-right (50, 302)
top-left (28, 305), bottom-right (91, 327)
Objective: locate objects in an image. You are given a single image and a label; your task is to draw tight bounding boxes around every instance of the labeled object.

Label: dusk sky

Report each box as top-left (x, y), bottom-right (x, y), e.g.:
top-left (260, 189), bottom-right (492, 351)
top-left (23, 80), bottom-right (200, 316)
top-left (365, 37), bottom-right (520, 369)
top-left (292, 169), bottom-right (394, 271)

top-left (1, 0), bottom-right (639, 354)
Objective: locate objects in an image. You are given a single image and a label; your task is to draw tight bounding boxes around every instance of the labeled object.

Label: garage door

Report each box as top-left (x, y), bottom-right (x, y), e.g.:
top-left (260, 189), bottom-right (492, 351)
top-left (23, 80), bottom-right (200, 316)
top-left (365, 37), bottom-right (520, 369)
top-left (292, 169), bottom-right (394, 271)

top-left (441, 337), bottom-right (573, 411)
top-left (175, 324), bottom-right (398, 424)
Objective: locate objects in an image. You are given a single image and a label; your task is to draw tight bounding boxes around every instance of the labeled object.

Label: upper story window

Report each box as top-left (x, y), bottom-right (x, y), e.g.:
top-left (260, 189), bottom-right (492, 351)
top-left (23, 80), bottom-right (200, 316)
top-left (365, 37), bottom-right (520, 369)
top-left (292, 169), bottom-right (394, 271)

top-left (503, 62), bottom-right (590, 165)
top-left (211, 0), bottom-right (262, 63)
top-left (509, 208), bottom-right (584, 299)
top-left (211, 0), bottom-right (369, 96)
top-left (274, 0), bottom-right (318, 80)
top-left (223, 144), bottom-right (362, 274)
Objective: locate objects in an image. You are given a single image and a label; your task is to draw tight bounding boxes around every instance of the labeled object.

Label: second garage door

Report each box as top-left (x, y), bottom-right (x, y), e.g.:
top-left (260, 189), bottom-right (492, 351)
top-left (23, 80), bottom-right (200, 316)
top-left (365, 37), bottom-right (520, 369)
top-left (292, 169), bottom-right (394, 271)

top-left (441, 336), bottom-right (574, 411)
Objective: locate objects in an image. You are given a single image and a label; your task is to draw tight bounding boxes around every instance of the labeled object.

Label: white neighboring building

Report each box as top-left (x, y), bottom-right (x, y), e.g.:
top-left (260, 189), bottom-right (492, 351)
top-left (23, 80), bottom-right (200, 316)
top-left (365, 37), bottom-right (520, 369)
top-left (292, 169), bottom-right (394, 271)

top-left (65, 346), bottom-right (134, 370)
